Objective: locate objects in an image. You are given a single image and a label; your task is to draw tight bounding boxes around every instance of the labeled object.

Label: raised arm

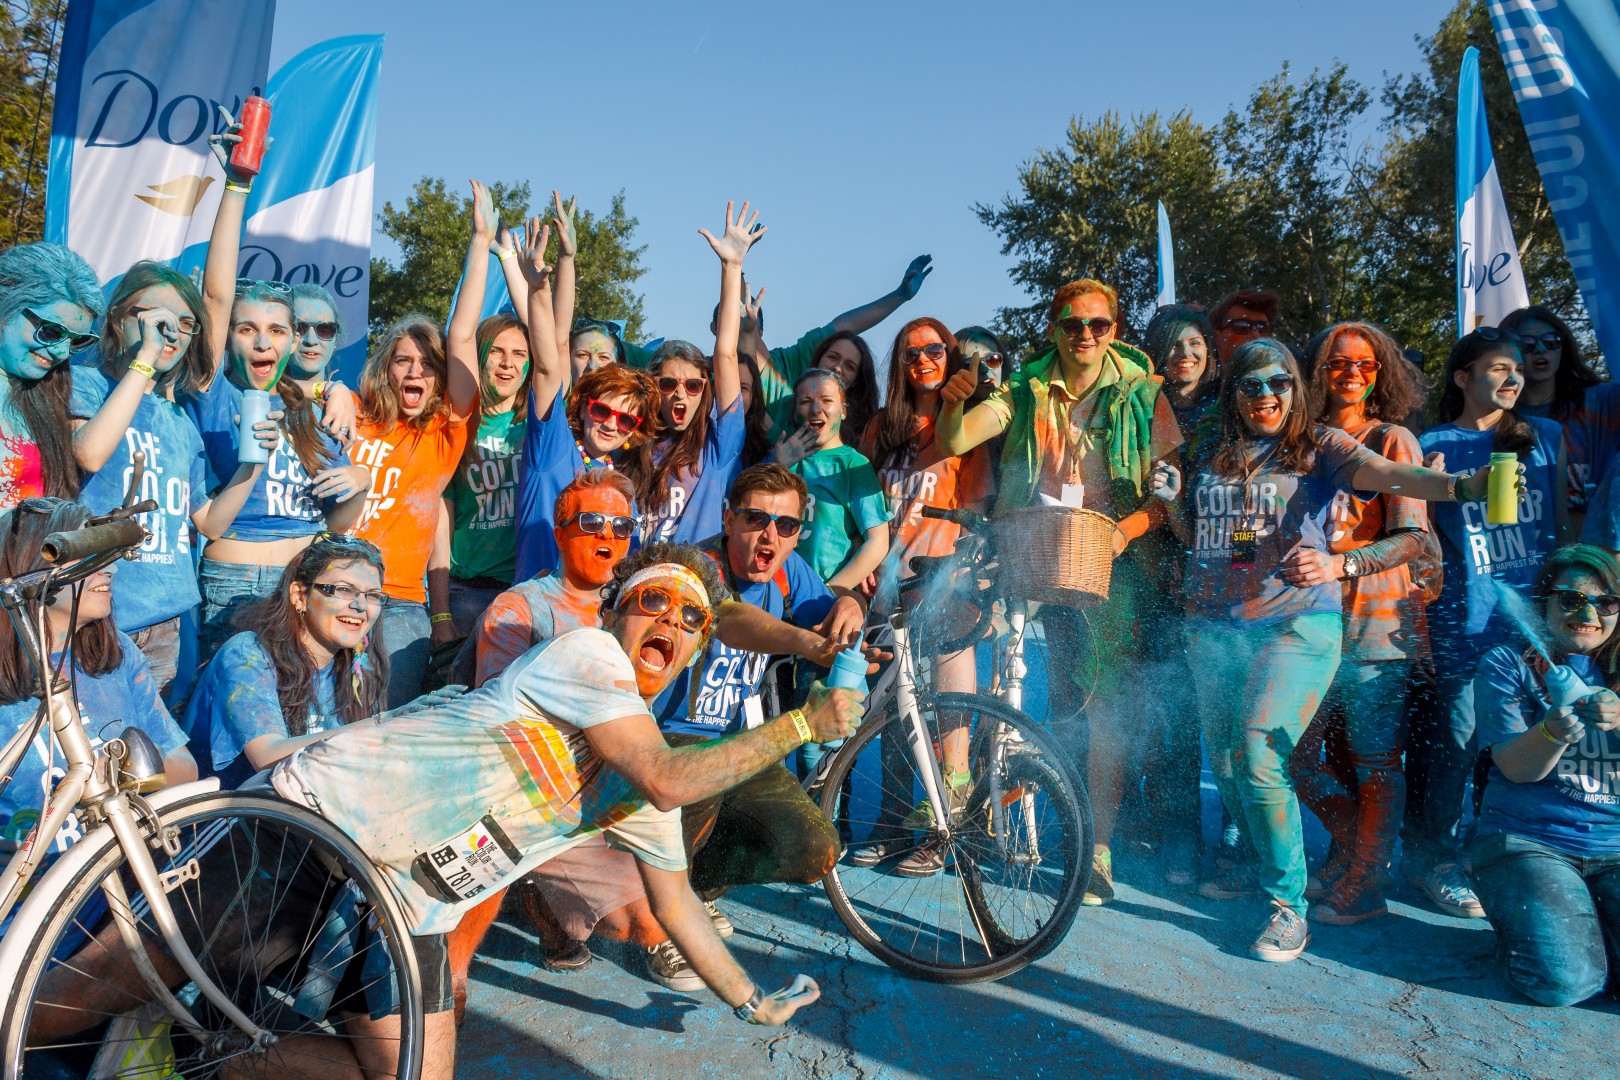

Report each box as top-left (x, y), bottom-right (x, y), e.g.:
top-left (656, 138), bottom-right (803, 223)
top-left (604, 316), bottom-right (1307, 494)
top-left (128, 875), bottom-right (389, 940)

top-left (828, 254), bottom-right (932, 334)
top-left (73, 308), bottom-right (183, 469)
top-left (518, 218), bottom-right (564, 412)
top-left (444, 179), bottom-right (496, 422)
top-left (699, 200), bottom-right (767, 412)
top-left (550, 191), bottom-right (578, 360)
top-left (938, 352), bottom-right (1010, 455)
top-left (199, 106), bottom-right (261, 391)
top-left (490, 222), bottom-right (530, 325)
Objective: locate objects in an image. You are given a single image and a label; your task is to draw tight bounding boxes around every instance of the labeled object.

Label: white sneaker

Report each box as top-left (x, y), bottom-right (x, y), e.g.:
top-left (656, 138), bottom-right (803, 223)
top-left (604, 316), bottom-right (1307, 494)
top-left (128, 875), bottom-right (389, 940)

top-left (704, 899), bottom-right (734, 938)
top-left (1418, 862), bottom-right (1486, 918)
top-left (645, 939), bottom-right (704, 992)
top-left (89, 1002), bottom-right (180, 1079)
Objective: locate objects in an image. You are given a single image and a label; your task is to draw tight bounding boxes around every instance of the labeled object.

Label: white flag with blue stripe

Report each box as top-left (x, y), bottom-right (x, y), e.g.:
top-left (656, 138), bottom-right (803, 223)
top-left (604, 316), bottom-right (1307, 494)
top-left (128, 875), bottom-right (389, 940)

top-left (235, 35), bottom-right (385, 379)
top-left (1457, 45), bottom-right (1530, 336)
top-left (43, 0), bottom-right (275, 281)
top-left (1155, 200), bottom-right (1176, 308)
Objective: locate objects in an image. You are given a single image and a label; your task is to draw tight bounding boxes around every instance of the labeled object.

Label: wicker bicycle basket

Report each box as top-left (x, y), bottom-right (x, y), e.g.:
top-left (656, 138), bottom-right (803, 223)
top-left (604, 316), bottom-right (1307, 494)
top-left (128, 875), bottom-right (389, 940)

top-left (992, 505), bottom-right (1115, 609)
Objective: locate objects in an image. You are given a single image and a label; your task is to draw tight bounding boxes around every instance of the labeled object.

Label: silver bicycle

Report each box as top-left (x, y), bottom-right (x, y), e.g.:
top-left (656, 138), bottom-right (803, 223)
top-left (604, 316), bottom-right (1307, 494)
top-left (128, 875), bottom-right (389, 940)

top-left (0, 466), bottom-right (425, 1078)
top-left (799, 506), bottom-right (1093, 983)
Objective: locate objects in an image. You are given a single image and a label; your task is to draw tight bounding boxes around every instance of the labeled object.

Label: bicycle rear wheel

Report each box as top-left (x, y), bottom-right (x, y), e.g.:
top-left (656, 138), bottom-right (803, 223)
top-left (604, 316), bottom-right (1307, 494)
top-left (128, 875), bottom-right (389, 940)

top-left (1, 791), bottom-right (424, 1079)
top-left (819, 692), bottom-right (1091, 983)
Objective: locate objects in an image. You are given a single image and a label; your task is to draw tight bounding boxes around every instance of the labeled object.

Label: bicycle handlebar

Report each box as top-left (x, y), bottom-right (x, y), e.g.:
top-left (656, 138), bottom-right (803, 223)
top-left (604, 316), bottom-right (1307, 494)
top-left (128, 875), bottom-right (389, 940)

top-left (42, 517), bottom-right (147, 564)
top-left (918, 505), bottom-right (991, 534)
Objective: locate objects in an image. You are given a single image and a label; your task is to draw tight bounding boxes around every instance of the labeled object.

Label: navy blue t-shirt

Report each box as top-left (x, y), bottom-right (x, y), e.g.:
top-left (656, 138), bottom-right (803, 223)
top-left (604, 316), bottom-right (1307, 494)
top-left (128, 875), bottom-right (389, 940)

top-left (655, 549), bottom-right (836, 737)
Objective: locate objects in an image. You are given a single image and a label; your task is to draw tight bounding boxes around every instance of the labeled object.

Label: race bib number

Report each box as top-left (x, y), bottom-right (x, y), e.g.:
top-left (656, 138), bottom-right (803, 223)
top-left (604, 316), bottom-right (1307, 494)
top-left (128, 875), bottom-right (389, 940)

top-left (742, 695), bottom-right (766, 730)
top-left (412, 816), bottom-right (522, 903)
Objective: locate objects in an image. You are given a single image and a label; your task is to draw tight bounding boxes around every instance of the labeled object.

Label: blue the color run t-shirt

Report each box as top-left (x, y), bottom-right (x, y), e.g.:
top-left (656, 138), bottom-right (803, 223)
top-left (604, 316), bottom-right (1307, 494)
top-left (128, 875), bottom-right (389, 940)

top-left (1419, 417), bottom-right (1561, 661)
top-left (642, 398), bottom-right (748, 546)
top-left (1473, 648), bottom-right (1620, 856)
top-left (185, 631), bottom-right (343, 789)
top-left (70, 365), bottom-right (212, 632)
top-left (184, 376), bottom-right (349, 541)
top-left (655, 548), bottom-right (835, 737)
top-left (513, 385), bottom-right (597, 583)
top-left (0, 636), bottom-right (186, 854)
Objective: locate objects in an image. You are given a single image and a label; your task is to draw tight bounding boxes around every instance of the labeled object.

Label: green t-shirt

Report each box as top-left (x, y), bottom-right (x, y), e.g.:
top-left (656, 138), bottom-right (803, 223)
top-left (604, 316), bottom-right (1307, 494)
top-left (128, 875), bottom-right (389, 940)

top-left (791, 444), bottom-right (892, 583)
top-left (623, 325), bottom-right (836, 440)
top-left (448, 409), bottom-right (524, 583)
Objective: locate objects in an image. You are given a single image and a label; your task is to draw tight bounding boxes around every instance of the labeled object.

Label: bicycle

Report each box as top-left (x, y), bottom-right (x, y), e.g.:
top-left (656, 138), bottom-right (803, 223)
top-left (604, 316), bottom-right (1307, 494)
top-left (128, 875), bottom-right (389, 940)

top-left (0, 465), bottom-right (426, 1078)
top-left (801, 506), bottom-right (1093, 983)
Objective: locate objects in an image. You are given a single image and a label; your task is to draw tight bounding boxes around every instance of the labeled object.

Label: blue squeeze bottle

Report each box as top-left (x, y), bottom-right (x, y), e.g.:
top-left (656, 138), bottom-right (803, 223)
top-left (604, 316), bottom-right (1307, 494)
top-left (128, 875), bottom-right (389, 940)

top-left (827, 647), bottom-right (868, 694)
top-left (237, 389), bottom-right (274, 464)
top-left (1544, 664), bottom-right (1592, 710)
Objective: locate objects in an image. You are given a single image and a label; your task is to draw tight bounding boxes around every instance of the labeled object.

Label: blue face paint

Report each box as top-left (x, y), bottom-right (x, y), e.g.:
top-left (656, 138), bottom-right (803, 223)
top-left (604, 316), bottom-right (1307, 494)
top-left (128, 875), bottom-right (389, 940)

top-left (289, 297), bottom-right (338, 380)
top-left (0, 301), bottom-right (95, 383)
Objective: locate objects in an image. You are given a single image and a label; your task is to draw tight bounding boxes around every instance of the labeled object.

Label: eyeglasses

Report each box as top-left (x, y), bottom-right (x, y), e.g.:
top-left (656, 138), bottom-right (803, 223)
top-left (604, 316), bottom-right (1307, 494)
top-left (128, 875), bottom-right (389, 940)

top-left (1236, 374), bottom-right (1295, 397)
top-left (1520, 332), bottom-right (1562, 353)
top-left (1322, 359), bottom-right (1381, 375)
top-left (309, 581), bottom-right (388, 608)
top-left (619, 584), bottom-right (712, 635)
top-left (235, 278), bottom-right (293, 297)
top-left (560, 510), bottom-right (638, 539)
top-left (1222, 318), bottom-right (1271, 334)
top-left (1549, 588), bottom-right (1620, 618)
top-left (131, 308), bottom-right (199, 338)
top-left (735, 507), bottom-right (803, 537)
top-left (22, 309), bottom-right (99, 354)
top-left (586, 398), bottom-right (643, 434)
top-left (657, 376), bottom-right (707, 396)
top-left (296, 320), bottom-right (338, 341)
top-left (1056, 317), bottom-right (1115, 340)
top-left (904, 342), bottom-right (948, 363)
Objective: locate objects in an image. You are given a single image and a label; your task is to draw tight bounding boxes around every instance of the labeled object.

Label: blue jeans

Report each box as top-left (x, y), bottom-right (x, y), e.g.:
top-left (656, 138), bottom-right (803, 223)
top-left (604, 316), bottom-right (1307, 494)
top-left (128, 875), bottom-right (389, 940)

top-left (1185, 613), bottom-right (1343, 914)
top-left (1471, 831), bottom-right (1620, 1006)
top-left (198, 560), bottom-right (285, 660)
top-left (376, 598), bottom-right (430, 709)
top-left (1401, 657), bottom-right (1479, 874)
top-left (128, 609), bottom-right (200, 714)
top-left (447, 579), bottom-right (505, 639)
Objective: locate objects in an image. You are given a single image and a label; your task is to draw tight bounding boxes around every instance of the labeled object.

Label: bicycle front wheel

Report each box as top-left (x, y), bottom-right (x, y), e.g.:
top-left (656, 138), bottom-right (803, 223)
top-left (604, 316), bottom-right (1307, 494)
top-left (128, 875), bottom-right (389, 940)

top-left (1, 790), bottom-right (425, 1079)
top-left (820, 692), bottom-right (1091, 983)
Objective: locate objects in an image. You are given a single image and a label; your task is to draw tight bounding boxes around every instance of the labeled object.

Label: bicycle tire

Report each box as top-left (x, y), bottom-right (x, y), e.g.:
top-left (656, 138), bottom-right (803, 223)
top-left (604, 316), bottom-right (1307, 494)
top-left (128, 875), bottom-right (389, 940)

top-left (819, 691), bottom-right (1091, 983)
top-left (1, 790), bottom-right (425, 1079)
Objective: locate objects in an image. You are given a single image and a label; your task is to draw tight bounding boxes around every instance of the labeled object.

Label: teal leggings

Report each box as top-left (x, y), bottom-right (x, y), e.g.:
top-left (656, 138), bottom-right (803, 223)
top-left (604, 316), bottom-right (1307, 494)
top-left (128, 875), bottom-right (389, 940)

top-left (1185, 613), bottom-right (1343, 915)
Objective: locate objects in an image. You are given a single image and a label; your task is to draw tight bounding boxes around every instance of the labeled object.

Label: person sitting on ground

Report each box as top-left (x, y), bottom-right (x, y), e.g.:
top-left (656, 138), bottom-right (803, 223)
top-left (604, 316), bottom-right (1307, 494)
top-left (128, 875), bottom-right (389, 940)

top-left (1470, 543), bottom-right (1620, 1007)
top-left (647, 462), bottom-right (866, 987)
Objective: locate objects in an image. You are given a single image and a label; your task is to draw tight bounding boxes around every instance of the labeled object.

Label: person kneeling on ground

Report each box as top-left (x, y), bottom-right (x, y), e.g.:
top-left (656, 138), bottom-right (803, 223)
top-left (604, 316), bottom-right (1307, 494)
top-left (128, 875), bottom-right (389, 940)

top-left (268, 542), bottom-right (863, 1073)
top-left (1470, 544), bottom-right (1620, 1007)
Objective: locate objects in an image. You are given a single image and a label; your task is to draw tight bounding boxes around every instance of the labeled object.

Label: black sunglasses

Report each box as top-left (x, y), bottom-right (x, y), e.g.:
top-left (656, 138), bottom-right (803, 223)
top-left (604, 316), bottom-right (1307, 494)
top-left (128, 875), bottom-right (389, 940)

top-left (296, 320), bottom-right (339, 341)
top-left (1237, 374), bottom-right (1295, 397)
top-left (1471, 327), bottom-right (1524, 346)
top-left (22, 308), bottom-right (99, 354)
top-left (1057, 317), bottom-right (1114, 339)
top-left (1520, 332), bottom-right (1562, 352)
top-left (1550, 588), bottom-right (1620, 618)
top-left (1222, 318), bottom-right (1271, 334)
top-left (735, 507), bottom-right (803, 537)
top-left (904, 342), bottom-right (948, 363)
top-left (561, 511), bottom-right (638, 539)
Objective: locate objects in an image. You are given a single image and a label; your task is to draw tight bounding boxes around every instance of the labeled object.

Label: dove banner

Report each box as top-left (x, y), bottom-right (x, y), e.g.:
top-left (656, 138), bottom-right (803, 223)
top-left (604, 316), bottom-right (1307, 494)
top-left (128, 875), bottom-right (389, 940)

top-left (1456, 45), bottom-right (1530, 336)
top-left (1488, 0), bottom-right (1620, 364)
top-left (234, 35), bottom-right (385, 380)
top-left (43, 0), bottom-right (276, 283)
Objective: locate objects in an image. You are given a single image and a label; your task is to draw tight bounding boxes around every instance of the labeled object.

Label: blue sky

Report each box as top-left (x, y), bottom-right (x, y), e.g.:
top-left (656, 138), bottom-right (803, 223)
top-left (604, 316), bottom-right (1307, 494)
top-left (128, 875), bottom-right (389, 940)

top-left (270, 0), bottom-right (1451, 354)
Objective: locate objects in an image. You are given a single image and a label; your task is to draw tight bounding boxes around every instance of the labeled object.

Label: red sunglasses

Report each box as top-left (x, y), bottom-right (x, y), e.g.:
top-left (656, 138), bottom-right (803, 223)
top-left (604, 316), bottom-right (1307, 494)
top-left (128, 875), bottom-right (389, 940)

top-left (586, 398), bottom-right (643, 434)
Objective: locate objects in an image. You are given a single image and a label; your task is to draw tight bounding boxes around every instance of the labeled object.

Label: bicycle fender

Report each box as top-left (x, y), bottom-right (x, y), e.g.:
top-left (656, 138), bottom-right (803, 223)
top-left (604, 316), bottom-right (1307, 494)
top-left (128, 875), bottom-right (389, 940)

top-left (0, 779), bottom-right (223, 999)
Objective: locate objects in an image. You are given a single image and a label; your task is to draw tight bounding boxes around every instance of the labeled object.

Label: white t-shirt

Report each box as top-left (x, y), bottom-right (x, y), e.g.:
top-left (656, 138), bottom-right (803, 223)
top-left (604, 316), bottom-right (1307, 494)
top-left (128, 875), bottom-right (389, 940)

top-left (274, 628), bottom-right (686, 934)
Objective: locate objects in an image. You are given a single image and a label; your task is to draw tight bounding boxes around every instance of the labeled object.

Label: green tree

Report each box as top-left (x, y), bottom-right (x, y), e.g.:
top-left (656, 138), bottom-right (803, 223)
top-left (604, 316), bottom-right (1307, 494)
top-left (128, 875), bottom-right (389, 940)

top-left (369, 179), bottom-right (647, 342)
top-left (1, 1), bottom-right (64, 246)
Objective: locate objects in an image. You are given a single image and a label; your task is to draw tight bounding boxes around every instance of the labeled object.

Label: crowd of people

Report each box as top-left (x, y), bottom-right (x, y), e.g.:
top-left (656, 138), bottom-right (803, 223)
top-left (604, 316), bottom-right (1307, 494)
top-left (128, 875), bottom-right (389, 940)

top-left (3, 115), bottom-right (1619, 1075)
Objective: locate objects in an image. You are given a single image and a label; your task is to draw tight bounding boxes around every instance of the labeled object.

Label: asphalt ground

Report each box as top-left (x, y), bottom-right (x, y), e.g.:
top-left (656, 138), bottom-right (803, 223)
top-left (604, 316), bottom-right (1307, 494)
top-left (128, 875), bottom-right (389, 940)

top-left (456, 632), bottom-right (1619, 1079)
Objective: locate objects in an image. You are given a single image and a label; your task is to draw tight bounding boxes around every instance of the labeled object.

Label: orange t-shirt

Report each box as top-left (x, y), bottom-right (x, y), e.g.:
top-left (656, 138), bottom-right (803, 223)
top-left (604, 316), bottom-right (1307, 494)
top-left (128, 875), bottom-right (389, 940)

top-left (351, 408), bottom-right (471, 602)
top-left (860, 413), bottom-right (995, 577)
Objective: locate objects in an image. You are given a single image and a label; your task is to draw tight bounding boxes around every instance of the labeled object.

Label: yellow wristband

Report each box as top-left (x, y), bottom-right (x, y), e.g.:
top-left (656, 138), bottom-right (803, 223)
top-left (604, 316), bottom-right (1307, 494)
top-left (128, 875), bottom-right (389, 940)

top-left (1539, 719), bottom-right (1566, 745)
top-left (224, 180), bottom-right (252, 195)
top-left (496, 249), bottom-right (516, 263)
top-left (128, 359), bottom-right (156, 380)
top-left (786, 709), bottom-right (813, 745)
top-left (430, 612), bottom-right (454, 625)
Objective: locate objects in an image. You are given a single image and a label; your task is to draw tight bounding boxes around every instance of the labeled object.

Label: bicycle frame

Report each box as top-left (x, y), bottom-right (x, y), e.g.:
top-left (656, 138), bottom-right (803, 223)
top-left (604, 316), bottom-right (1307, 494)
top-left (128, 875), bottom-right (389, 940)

top-left (0, 567), bottom-right (271, 1049)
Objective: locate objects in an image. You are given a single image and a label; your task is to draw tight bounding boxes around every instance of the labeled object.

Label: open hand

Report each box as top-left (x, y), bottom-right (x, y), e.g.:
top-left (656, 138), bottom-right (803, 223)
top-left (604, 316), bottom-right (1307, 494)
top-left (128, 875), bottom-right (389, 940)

top-left (490, 222), bottom-right (517, 262)
top-left (469, 179), bottom-right (497, 245)
top-left (773, 424), bottom-right (818, 468)
top-left (816, 595), bottom-right (865, 647)
top-left (519, 216), bottom-right (553, 289)
top-left (740, 278), bottom-right (766, 335)
top-left (897, 255), bottom-right (933, 301)
top-left (318, 382), bottom-right (358, 445)
top-left (310, 464), bottom-right (371, 503)
top-left (699, 200), bottom-right (766, 265)
top-left (552, 190), bottom-right (578, 257)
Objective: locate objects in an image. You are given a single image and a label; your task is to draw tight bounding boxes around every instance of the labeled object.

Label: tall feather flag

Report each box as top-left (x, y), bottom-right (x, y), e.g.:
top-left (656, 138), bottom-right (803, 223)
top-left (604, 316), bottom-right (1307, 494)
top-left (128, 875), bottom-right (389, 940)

top-left (1456, 45), bottom-right (1530, 336)
top-left (1155, 200), bottom-right (1176, 309)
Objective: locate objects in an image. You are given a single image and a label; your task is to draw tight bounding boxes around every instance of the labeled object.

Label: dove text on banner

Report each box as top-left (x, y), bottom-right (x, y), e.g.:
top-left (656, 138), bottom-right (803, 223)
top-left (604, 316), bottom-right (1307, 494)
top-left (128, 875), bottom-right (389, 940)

top-left (1456, 45), bottom-right (1529, 336)
top-left (43, 0), bottom-right (276, 283)
top-left (1488, 0), bottom-right (1620, 363)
